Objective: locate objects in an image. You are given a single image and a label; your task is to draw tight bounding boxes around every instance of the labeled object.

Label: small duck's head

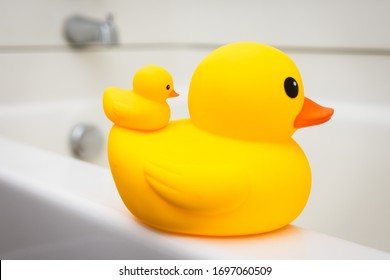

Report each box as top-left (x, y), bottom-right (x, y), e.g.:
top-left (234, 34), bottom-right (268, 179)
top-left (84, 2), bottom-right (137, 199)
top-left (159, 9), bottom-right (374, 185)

top-left (188, 42), bottom-right (333, 141)
top-left (133, 65), bottom-right (179, 101)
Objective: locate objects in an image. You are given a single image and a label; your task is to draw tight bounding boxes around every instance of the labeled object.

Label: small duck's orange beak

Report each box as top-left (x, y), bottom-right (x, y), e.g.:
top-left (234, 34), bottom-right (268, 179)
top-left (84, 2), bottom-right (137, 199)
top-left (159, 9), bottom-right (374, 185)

top-left (168, 89), bottom-right (180, 98)
top-left (294, 97), bottom-right (334, 128)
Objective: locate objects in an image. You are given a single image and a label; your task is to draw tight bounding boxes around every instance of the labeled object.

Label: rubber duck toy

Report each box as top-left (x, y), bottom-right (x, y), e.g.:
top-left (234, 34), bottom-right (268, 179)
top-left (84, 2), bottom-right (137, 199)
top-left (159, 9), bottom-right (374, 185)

top-left (103, 65), bottom-right (179, 131)
top-left (103, 42), bottom-right (334, 236)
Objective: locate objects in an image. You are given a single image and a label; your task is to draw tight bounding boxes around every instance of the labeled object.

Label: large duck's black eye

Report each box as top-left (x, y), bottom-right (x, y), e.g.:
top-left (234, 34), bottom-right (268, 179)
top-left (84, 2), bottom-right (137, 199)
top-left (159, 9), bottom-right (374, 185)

top-left (284, 77), bottom-right (299, 98)
top-left (166, 84), bottom-right (170, 90)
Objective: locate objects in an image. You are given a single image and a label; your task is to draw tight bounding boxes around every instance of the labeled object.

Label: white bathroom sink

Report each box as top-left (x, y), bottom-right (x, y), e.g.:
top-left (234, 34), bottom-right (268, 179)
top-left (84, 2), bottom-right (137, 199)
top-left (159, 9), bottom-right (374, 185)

top-left (0, 136), bottom-right (389, 259)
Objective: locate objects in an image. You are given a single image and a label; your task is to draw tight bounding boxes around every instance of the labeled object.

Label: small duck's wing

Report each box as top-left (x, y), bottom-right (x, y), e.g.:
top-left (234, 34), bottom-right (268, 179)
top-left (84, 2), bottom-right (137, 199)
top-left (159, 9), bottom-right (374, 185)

top-left (103, 87), bottom-right (142, 128)
top-left (112, 99), bottom-right (140, 122)
top-left (144, 159), bottom-right (250, 214)
top-left (103, 88), bottom-right (138, 125)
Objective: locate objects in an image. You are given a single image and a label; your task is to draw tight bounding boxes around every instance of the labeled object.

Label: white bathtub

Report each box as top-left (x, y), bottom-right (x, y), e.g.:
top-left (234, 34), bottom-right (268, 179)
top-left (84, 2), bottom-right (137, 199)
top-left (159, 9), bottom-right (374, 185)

top-left (0, 96), bottom-right (110, 167)
top-left (0, 85), bottom-right (190, 168)
top-left (0, 91), bottom-right (390, 258)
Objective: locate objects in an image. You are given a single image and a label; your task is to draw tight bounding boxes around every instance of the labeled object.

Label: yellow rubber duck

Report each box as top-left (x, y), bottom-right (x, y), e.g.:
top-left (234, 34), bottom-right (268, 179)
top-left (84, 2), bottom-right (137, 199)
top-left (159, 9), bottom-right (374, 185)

top-left (104, 42), bottom-right (334, 236)
top-left (103, 65), bottom-right (179, 131)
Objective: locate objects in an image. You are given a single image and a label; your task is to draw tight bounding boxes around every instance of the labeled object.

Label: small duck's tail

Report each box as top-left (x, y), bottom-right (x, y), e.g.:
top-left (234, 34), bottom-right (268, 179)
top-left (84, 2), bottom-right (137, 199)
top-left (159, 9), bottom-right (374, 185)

top-left (103, 87), bottom-right (123, 125)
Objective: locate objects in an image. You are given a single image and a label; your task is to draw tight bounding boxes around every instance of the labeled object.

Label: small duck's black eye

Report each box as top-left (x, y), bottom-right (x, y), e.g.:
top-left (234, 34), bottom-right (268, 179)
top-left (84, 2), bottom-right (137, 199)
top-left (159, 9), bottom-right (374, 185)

top-left (166, 84), bottom-right (170, 90)
top-left (284, 77), bottom-right (299, 98)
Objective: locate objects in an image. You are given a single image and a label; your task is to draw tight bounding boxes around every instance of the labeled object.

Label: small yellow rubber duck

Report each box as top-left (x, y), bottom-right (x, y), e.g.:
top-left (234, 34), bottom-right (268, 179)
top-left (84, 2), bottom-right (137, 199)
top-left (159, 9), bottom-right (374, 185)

top-left (103, 65), bottom-right (179, 131)
top-left (104, 42), bottom-right (334, 236)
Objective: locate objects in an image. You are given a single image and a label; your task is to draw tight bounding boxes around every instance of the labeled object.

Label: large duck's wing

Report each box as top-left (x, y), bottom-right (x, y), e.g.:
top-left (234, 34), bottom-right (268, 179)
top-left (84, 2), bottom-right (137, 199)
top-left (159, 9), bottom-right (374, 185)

top-left (144, 159), bottom-right (250, 214)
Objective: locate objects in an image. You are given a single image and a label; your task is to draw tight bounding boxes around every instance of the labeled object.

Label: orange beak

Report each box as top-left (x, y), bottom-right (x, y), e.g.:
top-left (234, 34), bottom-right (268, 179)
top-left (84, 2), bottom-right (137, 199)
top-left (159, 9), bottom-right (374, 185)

top-left (168, 89), bottom-right (179, 98)
top-left (294, 97), bottom-right (334, 128)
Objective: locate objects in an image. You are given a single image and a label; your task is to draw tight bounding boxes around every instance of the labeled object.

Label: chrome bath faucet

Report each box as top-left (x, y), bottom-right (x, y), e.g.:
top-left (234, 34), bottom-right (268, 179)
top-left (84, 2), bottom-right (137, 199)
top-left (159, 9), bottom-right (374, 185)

top-left (64, 14), bottom-right (118, 47)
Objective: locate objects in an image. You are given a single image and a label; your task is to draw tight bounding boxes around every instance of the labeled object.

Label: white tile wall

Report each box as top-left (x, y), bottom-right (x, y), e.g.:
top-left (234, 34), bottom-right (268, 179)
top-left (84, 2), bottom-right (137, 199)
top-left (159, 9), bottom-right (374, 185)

top-left (1, 0), bottom-right (390, 253)
top-left (1, 0), bottom-right (390, 48)
top-left (1, 0), bottom-right (390, 103)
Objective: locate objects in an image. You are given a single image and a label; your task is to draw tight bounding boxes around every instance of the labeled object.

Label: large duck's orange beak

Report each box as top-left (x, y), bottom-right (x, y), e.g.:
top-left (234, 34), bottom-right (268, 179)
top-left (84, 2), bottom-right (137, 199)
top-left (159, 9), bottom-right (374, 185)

top-left (168, 89), bottom-right (180, 98)
top-left (294, 97), bottom-right (334, 128)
